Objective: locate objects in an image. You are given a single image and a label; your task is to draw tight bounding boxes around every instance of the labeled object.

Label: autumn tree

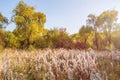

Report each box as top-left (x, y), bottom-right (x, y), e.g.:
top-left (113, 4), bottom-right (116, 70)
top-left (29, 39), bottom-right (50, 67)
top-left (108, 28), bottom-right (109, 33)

top-left (54, 28), bottom-right (73, 49)
top-left (5, 31), bottom-right (20, 48)
top-left (70, 33), bottom-right (81, 43)
top-left (13, 1), bottom-right (46, 48)
top-left (0, 13), bottom-right (8, 49)
top-left (45, 28), bottom-right (60, 48)
top-left (79, 25), bottom-right (94, 45)
top-left (86, 14), bottom-right (100, 49)
top-left (96, 10), bottom-right (118, 49)
top-left (0, 13), bottom-right (8, 29)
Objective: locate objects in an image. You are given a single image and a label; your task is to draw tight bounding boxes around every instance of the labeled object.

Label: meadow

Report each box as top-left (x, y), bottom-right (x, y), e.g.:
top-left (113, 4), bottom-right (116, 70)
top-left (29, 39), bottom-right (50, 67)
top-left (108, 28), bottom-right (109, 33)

top-left (0, 49), bottom-right (120, 80)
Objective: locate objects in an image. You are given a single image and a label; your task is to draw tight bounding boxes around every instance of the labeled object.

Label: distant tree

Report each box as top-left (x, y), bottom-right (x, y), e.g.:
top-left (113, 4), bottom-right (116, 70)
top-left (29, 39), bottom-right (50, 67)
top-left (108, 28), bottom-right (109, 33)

top-left (87, 14), bottom-right (97, 29)
top-left (46, 28), bottom-right (60, 47)
top-left (70, 33), bottom-right (81, 42)
top-left (79, 25), bottom-right (94, 45)
top-left (44, 28), bottom-right (70, 48)
top-left (86, 14), bottom-right (100, 49)
top-left (34, 28), bottom-right (60, 48)
top-left (96, 10), bottom-right (118, 48)
top-left (111, 23), bottom-right (120, 50)
top-left (44, 27), bottom-right (73, 49)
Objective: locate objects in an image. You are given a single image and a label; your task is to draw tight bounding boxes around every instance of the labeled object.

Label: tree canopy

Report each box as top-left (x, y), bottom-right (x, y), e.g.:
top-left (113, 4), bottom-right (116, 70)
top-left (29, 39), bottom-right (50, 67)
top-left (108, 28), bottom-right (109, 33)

top-left (13, 1), bottom-right (46, 48)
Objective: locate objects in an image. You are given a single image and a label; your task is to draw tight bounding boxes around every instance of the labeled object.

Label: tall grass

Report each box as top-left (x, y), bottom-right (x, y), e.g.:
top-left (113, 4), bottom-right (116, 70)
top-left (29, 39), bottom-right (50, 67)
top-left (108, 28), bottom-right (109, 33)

top-left (0, 49), bottom-right (120, 80)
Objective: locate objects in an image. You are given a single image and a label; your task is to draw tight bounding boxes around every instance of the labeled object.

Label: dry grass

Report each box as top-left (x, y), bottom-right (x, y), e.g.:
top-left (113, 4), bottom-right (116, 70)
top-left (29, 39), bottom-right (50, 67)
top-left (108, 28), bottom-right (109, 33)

top-left (0, 49), bottom-right (120, 80)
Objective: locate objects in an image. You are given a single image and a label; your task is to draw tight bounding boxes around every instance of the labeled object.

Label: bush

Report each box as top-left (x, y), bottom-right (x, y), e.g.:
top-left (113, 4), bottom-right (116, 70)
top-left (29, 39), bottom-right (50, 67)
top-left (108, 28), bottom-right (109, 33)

top-left (55, 38), bottom-right (73, 49)
top-left (74, 42), bottom-right (87, 49)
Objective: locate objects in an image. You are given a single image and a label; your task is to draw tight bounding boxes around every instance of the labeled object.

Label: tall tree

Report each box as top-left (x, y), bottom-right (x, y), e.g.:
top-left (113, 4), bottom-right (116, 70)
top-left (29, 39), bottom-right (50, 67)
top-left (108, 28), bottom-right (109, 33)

top-left (0, 13), bottom-right (8, 48)
top-left (13, 1), bottom-right (46, 48)
top-left (86, 14), bottom-right (99, 49)
top-left (96, 10), bottom-right (118, 47)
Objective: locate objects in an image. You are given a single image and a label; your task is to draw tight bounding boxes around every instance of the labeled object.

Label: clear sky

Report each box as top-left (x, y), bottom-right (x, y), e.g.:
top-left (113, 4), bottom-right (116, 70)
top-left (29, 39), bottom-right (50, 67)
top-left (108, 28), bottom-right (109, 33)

top-left (0, 0), bottom-right (120, 34)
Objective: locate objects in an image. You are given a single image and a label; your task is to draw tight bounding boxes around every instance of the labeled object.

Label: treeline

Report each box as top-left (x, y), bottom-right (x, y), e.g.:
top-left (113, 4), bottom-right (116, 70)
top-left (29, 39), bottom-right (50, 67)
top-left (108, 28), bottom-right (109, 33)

top-left (0, 1), bottom-right (120, 50)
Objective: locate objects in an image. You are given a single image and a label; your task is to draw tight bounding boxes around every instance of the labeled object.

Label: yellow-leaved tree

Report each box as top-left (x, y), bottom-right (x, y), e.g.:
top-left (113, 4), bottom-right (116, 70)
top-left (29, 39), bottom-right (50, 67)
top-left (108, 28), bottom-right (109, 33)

top-left (96, 10), bottom-right (118, 50)
top-left (13, 1), bottom-right (46, 48)
top-left (0, 13), bottom-right (8, 50)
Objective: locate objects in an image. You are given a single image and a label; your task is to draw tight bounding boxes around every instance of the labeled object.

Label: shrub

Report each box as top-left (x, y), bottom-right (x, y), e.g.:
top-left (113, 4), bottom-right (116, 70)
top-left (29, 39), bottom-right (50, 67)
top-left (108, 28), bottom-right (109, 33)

top-left (55, 38), bottom-right (73, 49)
top-left (74, 42), bottom-right (87, 49)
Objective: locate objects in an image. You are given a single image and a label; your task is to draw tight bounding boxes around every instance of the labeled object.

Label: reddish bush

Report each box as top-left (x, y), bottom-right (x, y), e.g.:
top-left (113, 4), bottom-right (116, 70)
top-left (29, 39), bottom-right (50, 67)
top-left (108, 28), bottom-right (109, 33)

top-left (74, 42), bottom-right (87, 49)
top-left (55, 38), bottom-right (88, 49)
top-left (55, 38), bottom-right (73, 49)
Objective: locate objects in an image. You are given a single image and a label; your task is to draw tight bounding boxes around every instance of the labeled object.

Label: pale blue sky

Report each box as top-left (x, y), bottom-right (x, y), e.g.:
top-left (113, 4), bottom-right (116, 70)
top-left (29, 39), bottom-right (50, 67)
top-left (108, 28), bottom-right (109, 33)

top-left (0, 0), bottom-right (120, 34)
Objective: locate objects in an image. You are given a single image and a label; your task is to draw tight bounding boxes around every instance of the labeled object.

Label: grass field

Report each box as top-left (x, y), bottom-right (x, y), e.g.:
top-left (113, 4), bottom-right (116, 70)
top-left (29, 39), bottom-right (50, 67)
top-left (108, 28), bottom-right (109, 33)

top-left (0, 49), bottom-right (120, 80)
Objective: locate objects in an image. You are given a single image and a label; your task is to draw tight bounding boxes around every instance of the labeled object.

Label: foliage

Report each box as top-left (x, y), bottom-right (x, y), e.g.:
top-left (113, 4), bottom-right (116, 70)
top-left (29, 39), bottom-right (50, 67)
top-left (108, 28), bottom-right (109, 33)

top-left (0, 1), bottom-right (119, 50)
top-left (86, 10), bottom-right (118, 50)
top-left (0, 13), bottom-right (8, 50)
top-left (13, 1), bottom-right (46, 48)
top-left (34, 37), bottom-right (48, 48)
top-left (45, 28), bottom-right (60, 48)
top-left (74, 41), bottom-right (87, 49)
top-left (55, 37), bottom-right (73, 49)
top-left (79, 25), bottom-right (94, 45)
top-left (5, 32), bottom-right (20, 48)
top-left (0, 29), bottom-right (5, 47)
top-left (0, 13), bottom-right (8, 29)
top-left (96, 10), bottom-right (118, 48)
